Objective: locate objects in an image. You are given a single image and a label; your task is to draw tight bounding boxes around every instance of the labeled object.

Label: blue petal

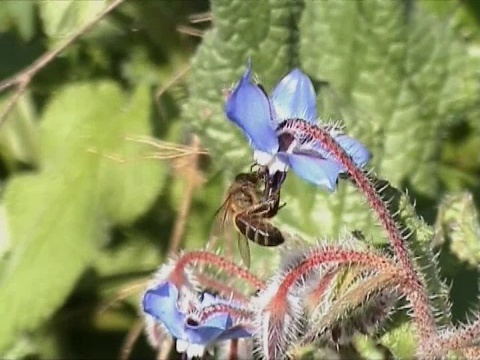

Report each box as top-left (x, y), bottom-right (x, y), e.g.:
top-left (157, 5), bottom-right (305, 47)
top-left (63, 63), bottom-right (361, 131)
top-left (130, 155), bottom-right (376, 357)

top-left (281, 153), bottom-right (343, 192)
top-left (142, 282), bottom-right (185, 340)
top-left (334, 134), bottom-right (371, 168)
top-left (216, 325), bottom-right (253, 342)
top-left (184, 313), bottom-right (232, 345)
top-left (225, 62), bottom-right (279, 153)
top-left (294, 130), bottom-right (371, 172)
top-left (271, 69), bottom-right (318, 123)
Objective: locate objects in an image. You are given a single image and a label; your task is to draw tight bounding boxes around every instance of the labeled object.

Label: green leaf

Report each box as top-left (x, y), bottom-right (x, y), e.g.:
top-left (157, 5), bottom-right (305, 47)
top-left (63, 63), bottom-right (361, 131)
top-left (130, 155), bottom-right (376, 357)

top-left (2, 335), bottom-right (39, 360)
top-left (353, 334), bottom-right (388, 360)
top-left (0, 91), bottom-right (40, 169)
top-left (433, 192), bottom-right (480, 267)
top-left (0, 205), bottom-right (11, 261)
top-left (39, 82), bottom-right (166, 224)
top-left (93, 233), bottom-right (161, 277)
top-left (183, 0), bottom-right (478, 244)
top-left (0, 169), bottom-right (102, 351)
top-left (38, 0), bottom-right (107, 42)
top-left (183, 0), bottom-right (302, 166)
top-left (183, 0), bottom-right (377, 242)
top-left (0, 1), bottom-right (36, 41)
top-left (440, 131), bottom-right (480, 191)
top-left (0, 81), bottom-right (165, 352)
top-left (419, 0), bottom-right (480, 42)
top-left (381, 322), bottom-right (417, 359)
top-left (299, 0), bottom-right (479, 197)
top-left (276, 175), bottom-right (384, 244)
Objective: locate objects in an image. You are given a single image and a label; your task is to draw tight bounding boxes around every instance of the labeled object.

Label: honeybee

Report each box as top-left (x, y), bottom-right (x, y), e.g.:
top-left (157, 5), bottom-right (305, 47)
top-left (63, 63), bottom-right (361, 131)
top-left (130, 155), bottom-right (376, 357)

top-left (215, 169), bottom-right (286, 267)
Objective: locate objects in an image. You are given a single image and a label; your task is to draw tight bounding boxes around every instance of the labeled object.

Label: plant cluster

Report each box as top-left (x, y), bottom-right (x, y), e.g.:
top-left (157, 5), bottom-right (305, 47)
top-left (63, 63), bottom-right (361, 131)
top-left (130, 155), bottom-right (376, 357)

top-left (141, 62), bottom-right (480, 359)
top-left (0, 1), bottom-right (479, 359)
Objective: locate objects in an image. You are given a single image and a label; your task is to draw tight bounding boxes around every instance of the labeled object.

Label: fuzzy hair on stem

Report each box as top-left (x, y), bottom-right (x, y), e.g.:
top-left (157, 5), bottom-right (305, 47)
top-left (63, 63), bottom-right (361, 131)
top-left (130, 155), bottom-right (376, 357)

top-left (282, 120), bottom-right (436, 340)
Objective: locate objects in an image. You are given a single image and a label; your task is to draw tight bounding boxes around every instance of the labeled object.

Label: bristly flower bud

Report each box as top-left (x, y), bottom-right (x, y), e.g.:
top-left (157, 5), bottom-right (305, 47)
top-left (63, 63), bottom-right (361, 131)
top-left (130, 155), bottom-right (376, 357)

top-left (284, 257), bottom-right (398, 351)
top-left (252, 281), bottom-right (305, 360)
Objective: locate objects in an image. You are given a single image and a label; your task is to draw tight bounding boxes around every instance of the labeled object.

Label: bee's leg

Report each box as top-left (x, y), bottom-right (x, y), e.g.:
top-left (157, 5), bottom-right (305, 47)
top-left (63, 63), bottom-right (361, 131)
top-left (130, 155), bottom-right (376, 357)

top-left (271, 171), bottom-right (287, 189)
top-left (250, 162), bottom-right (260, 173)
top-left (259, 167), bottom-right (272, 200)
top-left (246, 192), bottom-right (282, 218)
top-left (245, 201), bottom-right (272, 217)
top-left (262, 170), bottom-right (287, 200)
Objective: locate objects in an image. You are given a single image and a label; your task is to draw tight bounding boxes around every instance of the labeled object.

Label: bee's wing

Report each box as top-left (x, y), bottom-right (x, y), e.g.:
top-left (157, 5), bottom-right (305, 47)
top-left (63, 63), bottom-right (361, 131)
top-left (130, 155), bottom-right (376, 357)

top-left (237, 234), bottom-right (251, 268)
top-left (208, 196), bottom-right (240, 259)
top-left (206, 197), bottom-right (231, 251)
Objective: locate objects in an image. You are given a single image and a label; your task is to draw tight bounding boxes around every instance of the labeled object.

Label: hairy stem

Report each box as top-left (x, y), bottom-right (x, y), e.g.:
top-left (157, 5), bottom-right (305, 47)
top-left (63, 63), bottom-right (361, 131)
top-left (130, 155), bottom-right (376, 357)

top-left (301, 270), bottom-right (398, 346)
top-left (285, 120), bottom-right (436, 338)
top-left (198, 303), bottom-right (255, 326)
top-left (194, 273), bottom-right (250, 303)
top-left (461, 346), bottom-right (480, 360)
top-left (173, 251), bottom-right (265, 290)
top-left (274, 247), bottom-right (434, 341)
top-left (423, 319), bottom-right (480, 357)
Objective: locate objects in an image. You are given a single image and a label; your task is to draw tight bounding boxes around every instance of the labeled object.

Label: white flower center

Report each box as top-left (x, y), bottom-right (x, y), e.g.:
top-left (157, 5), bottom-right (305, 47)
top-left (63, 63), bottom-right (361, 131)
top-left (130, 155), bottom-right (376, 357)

top-left (253, 150), bottom-right (274, 166)
top-left (176, 340), bottom-right (207, 359)
top-left (253, 150), bottom-right (289, 174)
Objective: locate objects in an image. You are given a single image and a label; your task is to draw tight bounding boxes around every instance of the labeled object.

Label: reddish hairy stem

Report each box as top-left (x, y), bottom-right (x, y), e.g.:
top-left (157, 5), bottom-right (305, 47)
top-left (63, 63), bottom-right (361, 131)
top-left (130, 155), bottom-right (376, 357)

top-left (198, 303), bottom-right (255, 325)
top-left (194, 273), bottom-right (250, 303)
top-left (274, 247), bottom-right (434, 340)
top-left (173, 251), bottom-right (265, 290)
top-left (276, 248), bottom-right (396, 299)
top-left (306, 268), bottom-right (338, 306)
top-left (305, 264), bottom-right (388, 314)
top-left (286, 121), bottom-right (436, 337)
top-left (423, 319), bottom-right (480, 357)
top-left (461, 346), bottom-right (480, 360)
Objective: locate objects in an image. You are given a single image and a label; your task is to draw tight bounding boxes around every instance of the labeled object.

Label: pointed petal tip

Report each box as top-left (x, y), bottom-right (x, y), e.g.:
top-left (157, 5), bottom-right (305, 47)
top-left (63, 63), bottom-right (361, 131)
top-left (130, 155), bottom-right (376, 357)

top-left (272, 68), bottom-right (318, 122)
top-left (242, 59), bottom-right (253, 81)
top-left (224, 63), bottom-right (279, 153)
top-left (246, 57), bottom-right (252, 70)
top-left (289, 68), bottom-right (307, 77)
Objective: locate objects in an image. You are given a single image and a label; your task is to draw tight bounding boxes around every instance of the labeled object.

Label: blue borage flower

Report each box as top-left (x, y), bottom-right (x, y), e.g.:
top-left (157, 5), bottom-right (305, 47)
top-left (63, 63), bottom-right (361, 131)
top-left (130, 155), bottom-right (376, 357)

top-left (225, 60), bottom-right (371, 191)
top-left (142, 281), bottom-right (252, 358)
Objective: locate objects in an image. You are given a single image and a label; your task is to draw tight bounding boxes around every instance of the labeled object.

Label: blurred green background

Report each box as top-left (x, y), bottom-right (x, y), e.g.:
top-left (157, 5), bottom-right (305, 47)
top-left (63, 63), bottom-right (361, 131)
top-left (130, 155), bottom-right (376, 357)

top-left (0, 0), bottom-right (479, 359)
